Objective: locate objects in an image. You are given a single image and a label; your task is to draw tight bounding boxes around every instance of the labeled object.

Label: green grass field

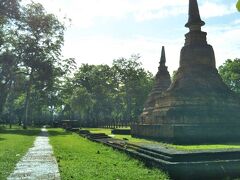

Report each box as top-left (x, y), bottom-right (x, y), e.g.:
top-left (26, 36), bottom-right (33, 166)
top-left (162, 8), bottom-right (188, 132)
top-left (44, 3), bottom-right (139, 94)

top-left (49, 128), bottom-right (169, 180)
top-left (84, 128), bottom-right (240, 151)
top-left (0, 126), bottom-right (40, 179)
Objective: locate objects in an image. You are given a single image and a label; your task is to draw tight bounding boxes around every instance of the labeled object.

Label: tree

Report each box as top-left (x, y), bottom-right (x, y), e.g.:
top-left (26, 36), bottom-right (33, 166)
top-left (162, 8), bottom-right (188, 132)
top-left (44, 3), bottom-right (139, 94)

top-left (71, 64), bottom-right (117, 127)
top-left (0, 52), bottom-right (17, 117)
top-left (112, 55), bottom-right (153, 125)
top-left (63, 57), bottom-right (154, 128)
top-left (0, 0), bottom-right (20, 49)
top-left (0, 0), bottom-right (21, 119)
top-left (219, 58), bottom-right (240, 95)
top-left (0, 1), bottom-right (75, 127)
top-left (70, 86), bottom-right (95, 125)
top-left (14, 2), bottom-right (66, 128)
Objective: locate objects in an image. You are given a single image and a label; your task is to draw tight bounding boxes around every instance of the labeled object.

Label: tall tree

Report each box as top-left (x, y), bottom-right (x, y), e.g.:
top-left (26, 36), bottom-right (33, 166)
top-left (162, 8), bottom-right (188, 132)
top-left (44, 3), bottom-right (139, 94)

top-left (71, 64), bottom-right (117, 127)
top-left (112, 55), bottom-right (153, 125)
top-left (0, 52), bottom-right (18, 120)
top-left (14, 2), bottom-right (65, 128)
top-left (0, 0), bottom-right (21, 118)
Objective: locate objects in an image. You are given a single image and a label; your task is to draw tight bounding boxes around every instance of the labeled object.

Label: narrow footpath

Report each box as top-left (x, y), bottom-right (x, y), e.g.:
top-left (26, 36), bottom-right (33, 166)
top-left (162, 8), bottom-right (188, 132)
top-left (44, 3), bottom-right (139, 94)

top-left (8, 128), bottom-right (60, 180)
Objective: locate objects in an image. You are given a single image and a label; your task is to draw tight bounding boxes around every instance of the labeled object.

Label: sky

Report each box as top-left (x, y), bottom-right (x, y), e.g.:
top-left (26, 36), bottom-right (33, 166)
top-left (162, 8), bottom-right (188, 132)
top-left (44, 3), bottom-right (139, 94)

top-left (22, 0), bottom-right (240, 75)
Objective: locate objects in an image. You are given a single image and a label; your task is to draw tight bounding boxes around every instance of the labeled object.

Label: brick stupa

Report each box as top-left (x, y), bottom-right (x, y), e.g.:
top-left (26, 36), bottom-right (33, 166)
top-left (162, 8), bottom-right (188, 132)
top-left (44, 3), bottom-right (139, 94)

top-left (140, 46), bottom-right (171, 125)
top-left (131, 0), bottom-right (240, 144)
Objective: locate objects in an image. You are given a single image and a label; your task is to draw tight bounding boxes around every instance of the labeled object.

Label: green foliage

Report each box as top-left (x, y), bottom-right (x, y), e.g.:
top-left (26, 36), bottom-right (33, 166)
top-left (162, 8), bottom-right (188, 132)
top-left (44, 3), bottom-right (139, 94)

top-left (0, 126), bottom-right (40, 179)
top-left (112, 55), bottom-right (154, 123)
top-left (0, 52), bottom-right (17, 115)
top-left (71, 86), bottom-right (95, 118)
top-left (0, 0), bottom-right (152, 128)
top-left (49, 128), bottom-right (169, 180)
top-left (171, 70), bottom-right (177, 82)
top-left (0, 1), bottom-right (74, 127)
top-left (0, 0), bottom-right (20, 20)
top-left (219, 58), bottom-right (240, 94)
top-left (16, 2), bottom-right (66, 128)
top-left (237, 0), bottom-right (240, 11)
top-left (65, 56), bottom-right (154, 127)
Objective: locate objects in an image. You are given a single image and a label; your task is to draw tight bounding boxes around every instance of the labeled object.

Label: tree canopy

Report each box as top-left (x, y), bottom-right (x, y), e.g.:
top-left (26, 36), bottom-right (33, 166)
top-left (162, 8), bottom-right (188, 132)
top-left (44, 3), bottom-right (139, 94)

top-left (219, 58), bottom-right (240, 95)
top-left (0, 1), bottom-right (75, 128)
top-left (60, 56), bottom-right (154, 128)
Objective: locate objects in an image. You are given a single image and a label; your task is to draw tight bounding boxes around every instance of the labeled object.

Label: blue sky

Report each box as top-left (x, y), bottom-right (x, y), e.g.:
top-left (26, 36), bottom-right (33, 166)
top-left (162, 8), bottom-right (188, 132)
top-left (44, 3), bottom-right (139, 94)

top-left (22, 0), bottom-right (240, 75)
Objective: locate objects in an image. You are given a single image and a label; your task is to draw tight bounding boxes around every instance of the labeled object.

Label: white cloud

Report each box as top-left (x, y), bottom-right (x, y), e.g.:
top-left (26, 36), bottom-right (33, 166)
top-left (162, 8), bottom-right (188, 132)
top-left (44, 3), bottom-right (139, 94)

top-left (22, 0), bottom-right (188, 28)
top-left (208, 26), bottom-right (240, 67)
top-left (62, 21), bottom-right (240, 75)
top-left (200, 1), bottom-right (235, 18)
top-left (62, 33), bottom-right (182, 75)
top-left (22, 0), bottom-right (237, 28)
top-left (233, 19), bottom-right (240, 25)
top-left (134, 6), bottom-right (186, 22)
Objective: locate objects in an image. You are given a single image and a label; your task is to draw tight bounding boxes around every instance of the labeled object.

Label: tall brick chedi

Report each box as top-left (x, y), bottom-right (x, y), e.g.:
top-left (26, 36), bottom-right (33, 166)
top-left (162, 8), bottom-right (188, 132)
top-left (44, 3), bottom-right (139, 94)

top-left (132, 0), bottom-right (240, 144)
top-left (141, 46), bottom-right (171, 125)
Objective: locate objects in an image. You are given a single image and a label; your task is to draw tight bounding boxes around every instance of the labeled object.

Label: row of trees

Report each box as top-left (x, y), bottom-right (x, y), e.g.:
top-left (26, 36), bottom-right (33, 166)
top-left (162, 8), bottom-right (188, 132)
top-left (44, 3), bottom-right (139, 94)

top-left (59, 55), bottom-right (154, 127)
top-left (0, 1), bottom-right (153, 128)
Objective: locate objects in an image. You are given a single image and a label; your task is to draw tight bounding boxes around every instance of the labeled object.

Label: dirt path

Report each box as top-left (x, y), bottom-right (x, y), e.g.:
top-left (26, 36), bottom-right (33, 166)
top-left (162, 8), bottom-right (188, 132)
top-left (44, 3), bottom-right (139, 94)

top-left (7, 128), bottom-right (60, 180)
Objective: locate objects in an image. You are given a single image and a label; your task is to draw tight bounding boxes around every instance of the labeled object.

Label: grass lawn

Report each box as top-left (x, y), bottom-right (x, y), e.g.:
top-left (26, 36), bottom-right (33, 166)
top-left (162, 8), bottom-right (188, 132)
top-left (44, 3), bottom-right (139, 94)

top-left (48, 128), bottom-right (169, 180)
top-left (170, 144), bottom-right (240, 151)
top-left (84, 128), bottom-right (240, 151)
top-left (0, 126), bottom-right (40, 179)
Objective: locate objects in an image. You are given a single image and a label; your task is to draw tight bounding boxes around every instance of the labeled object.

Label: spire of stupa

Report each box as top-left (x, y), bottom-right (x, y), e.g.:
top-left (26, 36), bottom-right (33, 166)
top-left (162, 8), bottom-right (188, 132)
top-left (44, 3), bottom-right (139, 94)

top-left (185, 0), bottom-right (205, 31)
top-left (159, 46), bottom-right (166, 67)
top-left (184, 0), bottom-right (207, 46)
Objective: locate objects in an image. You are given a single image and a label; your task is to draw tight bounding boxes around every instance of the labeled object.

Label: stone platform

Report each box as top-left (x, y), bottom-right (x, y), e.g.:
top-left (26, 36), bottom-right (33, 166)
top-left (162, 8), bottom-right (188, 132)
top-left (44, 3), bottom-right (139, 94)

top-left (126, 143), bottom-right (240, 180)
top-left (131, 124), bottom-right (240, 144)
top-left (79, 130), bottom-right (240, 179)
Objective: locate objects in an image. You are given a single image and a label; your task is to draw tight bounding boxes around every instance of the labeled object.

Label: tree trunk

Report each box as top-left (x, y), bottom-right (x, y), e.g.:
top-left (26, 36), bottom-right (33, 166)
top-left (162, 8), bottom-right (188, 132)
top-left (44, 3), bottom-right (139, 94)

top-left (0, 85), bottom-right (9, 120)
top-left (23, 69), bottom-right (34, 129)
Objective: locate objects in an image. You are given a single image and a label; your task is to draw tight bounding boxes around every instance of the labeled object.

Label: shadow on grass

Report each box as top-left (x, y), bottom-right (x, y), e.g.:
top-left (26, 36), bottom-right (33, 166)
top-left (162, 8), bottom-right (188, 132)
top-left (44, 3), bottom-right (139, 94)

top-left (0, 128), bottom-right (73, 137)
top-left (0, 129), bottom-right (41, 136)
top-left (0, 138), bottom-right (5, 141)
